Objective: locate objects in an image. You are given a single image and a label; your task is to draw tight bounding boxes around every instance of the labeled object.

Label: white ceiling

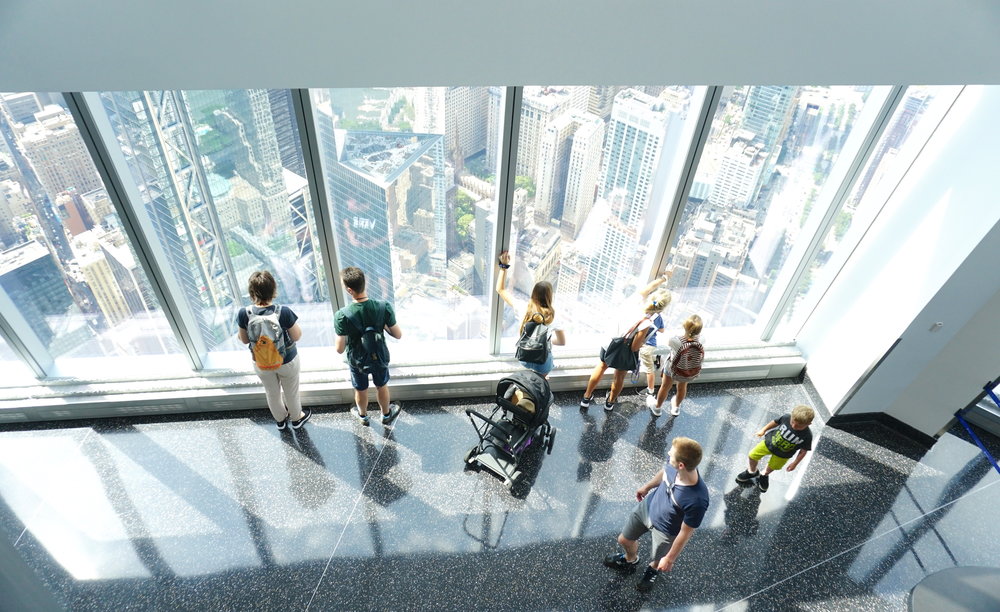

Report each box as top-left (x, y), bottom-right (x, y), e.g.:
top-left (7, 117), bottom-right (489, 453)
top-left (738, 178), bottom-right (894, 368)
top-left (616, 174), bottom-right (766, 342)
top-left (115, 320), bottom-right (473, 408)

top-left (2, 0), bottom-right (1000, 91)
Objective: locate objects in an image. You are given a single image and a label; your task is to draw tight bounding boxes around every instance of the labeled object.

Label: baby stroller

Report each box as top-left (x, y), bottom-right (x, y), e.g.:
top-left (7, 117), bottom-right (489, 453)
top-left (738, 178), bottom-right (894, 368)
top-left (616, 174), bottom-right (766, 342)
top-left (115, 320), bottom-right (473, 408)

top-left (464, 370), bottom-right (557, 491)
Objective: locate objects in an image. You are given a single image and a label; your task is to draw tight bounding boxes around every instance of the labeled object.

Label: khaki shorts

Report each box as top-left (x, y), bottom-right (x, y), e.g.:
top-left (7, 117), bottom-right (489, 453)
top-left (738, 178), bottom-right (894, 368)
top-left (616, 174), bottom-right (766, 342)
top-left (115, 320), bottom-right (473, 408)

top-left (639, 345), bottom-right (657, 373)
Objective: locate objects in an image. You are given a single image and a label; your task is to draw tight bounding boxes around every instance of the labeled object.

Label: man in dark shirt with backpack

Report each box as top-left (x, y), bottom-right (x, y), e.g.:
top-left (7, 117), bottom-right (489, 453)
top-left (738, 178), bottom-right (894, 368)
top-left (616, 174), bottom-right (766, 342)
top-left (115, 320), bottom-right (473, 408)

top-left (334, 267), bottom-right (403, 427)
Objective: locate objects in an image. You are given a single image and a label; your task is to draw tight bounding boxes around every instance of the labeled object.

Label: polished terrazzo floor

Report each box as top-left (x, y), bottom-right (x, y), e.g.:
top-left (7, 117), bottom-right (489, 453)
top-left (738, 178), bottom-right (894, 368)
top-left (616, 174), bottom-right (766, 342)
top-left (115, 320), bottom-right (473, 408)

top-left (1, 378), bottom-right (998, 611)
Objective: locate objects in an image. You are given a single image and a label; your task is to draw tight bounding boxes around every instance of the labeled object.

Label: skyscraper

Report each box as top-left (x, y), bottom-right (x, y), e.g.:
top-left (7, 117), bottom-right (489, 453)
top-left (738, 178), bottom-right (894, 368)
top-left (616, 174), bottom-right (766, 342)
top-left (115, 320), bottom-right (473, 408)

top-left (599, 89), bottom-right (678, 227)
top-left (0, 92), bottom-right (42, 125)
top-left (485, 87), bottom-right (504, 172)
top-left (710, 132), bottom-right (766, 209)
top-left (186, 90), bottom-right (293, 239)
top-left (534, 110), bottom-right (604, 231)
top-left (533, 113), bottom-right (576, 226)
top-left (577, 89), bottom-right (683, 297)
top-left (558, 113), bottom-right (604, 239)
top-left (515, 87), bottom-right (573, 180)
top-left (316, 102), bottom-right (446, 302)
top-left (17, 106), bottom-right (103, 201)
top-left (267, 89), bottom-right (307, 178)
top-left (413, 87), bottom-right (489, 166)
top-left (0, 240), bottom-right (76, 351)
top-left (741, 86), bottom-right (799, 154)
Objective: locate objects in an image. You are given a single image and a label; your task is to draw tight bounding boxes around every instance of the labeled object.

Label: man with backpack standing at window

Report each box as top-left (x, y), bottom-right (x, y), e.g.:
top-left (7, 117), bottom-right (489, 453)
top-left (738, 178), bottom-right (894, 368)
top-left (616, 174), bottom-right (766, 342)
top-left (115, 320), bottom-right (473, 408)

top-left (335, 267), bottom-right (403, 427)
top-left (237, 270), bottom-right (310, 430)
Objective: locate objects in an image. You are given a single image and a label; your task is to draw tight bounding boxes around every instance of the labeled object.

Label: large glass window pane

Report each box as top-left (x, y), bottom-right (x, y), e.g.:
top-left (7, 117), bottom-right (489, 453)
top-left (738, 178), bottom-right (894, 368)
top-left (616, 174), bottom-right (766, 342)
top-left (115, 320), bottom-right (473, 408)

top-left (773, 86), bottom-right (965, 339)
top-left (0, 92), bottom-right (182, 369)
top-left (95, 90), bottom-right (331, 358)
top-left (0, 333), bottom-right (33, 386)
top-left (504, 86), bottom-right (703, 350)
top-left (665, 86), bottom-right (879, 339)
top-left (310, 87), bottom-right (499, 357)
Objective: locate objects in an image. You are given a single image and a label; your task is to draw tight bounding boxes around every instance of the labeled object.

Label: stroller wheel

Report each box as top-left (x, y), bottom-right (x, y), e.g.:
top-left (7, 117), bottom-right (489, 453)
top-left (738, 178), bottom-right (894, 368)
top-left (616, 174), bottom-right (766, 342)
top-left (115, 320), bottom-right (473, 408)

top-left (464, 447), bottom-right (478, 465)
top-left (507, 471), bottom-right (523, 490)
top-left (546, 427), bottom-right (557, 454)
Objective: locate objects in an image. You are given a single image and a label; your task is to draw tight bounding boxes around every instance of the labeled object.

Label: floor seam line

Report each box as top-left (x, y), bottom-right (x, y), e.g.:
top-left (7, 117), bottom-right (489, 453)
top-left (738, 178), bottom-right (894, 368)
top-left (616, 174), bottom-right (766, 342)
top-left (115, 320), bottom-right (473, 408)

top-left (305, 426), bottom-right (393, 611)
top-left (714, 476), bottom-right (1000, 611)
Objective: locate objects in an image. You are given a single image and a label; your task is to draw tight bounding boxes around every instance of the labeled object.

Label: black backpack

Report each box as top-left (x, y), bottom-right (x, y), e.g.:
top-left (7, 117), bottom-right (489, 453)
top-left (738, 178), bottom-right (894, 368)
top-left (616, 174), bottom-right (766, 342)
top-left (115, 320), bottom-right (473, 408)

top-left (347, 302), bottom-right (390, 372)
top-left (515, 317), bottom-right (549, 364)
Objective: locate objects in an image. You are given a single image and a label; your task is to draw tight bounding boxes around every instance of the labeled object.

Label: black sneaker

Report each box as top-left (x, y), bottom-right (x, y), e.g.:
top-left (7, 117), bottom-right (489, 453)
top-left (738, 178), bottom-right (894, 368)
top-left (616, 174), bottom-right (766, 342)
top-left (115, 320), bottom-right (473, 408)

top-left (381, 403), bottom-right (401, 426)
top-left (757, 473), bottom-right (770, 492)
top-left (276, 418), bottom-right (288, 431)
top-left (604, 399), bottom-right (615, 412)
top-left (603, 552), bottom-right (639, 573)
top-left (291, 408), bottom-right (312, 429)
top-left (637, 566), bottom-right (658, 592)
top-left (352, 406), bottom-right (370, 426)
top-left (735, 470), bottom-right (758, 484)
top-left (580, 396), bottom-right (593, 409)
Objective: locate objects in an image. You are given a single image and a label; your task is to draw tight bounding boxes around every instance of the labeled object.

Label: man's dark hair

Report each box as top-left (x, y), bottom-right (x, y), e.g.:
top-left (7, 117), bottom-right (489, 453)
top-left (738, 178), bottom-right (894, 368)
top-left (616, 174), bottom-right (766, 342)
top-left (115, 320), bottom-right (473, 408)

top-left (248, 270), bottom-right (276, 304)
top-left (341, 267), bottom-right (366, 294)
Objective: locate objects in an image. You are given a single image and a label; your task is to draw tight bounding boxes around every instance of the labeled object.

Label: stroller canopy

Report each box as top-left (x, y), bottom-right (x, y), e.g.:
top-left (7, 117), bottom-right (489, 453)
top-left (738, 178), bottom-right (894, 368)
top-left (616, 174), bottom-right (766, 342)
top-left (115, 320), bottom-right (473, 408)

top-left (496, 370), bottom-right (552, 428)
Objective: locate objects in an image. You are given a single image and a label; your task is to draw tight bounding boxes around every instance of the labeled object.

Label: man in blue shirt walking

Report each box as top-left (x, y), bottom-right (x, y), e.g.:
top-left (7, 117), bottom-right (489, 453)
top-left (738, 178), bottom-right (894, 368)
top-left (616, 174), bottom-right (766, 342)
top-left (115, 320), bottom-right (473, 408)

top-left (603, 436), bottom-right (711, 592)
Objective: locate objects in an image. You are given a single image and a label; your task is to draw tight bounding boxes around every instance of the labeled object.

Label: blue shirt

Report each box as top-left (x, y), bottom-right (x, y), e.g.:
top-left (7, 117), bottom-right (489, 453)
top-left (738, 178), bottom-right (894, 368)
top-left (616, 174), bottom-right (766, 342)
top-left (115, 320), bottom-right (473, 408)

top-left (644, 314), bottom-right (665, 347)
top-left (646, 463), bottom-right (710, 537)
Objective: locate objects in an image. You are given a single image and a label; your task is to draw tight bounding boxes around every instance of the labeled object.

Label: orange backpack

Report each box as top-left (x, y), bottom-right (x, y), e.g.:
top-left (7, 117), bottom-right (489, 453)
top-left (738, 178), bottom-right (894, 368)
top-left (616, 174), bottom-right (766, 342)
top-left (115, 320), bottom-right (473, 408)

top-left (246, 305), bottom-right (286, 370)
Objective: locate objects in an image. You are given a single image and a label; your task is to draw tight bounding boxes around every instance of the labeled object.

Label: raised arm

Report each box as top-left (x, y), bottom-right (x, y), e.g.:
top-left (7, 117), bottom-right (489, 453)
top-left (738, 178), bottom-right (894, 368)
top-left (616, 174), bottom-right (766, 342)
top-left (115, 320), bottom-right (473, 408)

top-left (495, 250), bottom-right (516, 308)
top-left (639, 268), bottom-right (673, 299)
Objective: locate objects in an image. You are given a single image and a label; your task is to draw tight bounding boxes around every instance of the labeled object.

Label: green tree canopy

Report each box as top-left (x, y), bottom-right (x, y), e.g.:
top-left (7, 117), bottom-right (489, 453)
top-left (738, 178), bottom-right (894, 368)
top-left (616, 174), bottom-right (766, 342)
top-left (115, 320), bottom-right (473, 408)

top-left (516, 175), bottom-right (535, 198)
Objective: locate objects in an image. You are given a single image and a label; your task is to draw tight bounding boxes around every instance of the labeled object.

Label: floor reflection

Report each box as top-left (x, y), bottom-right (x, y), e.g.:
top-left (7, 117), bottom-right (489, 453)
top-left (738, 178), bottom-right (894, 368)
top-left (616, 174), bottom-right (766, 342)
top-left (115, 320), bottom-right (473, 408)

top-left (0, 381), bottom-right (997, 611)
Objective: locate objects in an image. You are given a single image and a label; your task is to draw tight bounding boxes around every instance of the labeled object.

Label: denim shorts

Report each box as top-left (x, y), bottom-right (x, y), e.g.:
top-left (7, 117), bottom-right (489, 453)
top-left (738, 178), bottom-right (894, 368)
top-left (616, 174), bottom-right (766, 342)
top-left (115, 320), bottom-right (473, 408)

top-left (520, 352), bottom-right (554, 376)
top-left (349, 363), bottom-right (390, 390)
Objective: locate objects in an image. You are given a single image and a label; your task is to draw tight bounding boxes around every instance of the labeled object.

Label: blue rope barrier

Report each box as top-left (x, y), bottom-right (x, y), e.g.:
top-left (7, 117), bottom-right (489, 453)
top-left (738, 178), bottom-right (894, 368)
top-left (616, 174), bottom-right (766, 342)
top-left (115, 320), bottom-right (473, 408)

top-left (953, 381), bottom-right (1000, 476)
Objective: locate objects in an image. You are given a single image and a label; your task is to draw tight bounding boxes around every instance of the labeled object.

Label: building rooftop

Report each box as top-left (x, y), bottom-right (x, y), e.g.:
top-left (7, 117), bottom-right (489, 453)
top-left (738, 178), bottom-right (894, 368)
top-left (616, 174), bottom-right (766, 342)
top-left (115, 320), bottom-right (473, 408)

top-left (336, 130), bottom-right (441, 186)
top-left (0, 240), bottom-right (50, 276)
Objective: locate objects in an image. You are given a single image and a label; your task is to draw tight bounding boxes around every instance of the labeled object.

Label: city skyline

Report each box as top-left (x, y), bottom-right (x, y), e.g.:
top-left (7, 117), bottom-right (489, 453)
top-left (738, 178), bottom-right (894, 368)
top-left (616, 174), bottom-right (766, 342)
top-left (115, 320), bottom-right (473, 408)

top-left (0, 85), bottom-right (941, 370)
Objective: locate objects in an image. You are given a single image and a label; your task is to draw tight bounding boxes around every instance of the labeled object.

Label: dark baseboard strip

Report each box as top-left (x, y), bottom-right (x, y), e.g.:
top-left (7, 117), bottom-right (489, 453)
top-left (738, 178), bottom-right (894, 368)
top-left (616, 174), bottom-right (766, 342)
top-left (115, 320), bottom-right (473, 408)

top-left (827, 411), bottom-right (937, 448)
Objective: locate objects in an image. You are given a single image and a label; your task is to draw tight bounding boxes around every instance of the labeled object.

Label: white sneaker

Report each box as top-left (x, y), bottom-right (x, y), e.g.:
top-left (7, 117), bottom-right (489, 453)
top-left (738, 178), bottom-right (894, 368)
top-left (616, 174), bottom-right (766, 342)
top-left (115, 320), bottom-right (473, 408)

top-left (669, 401), bottom-right (681, 417)
top-left (646, 394), bottom-right (661, 417)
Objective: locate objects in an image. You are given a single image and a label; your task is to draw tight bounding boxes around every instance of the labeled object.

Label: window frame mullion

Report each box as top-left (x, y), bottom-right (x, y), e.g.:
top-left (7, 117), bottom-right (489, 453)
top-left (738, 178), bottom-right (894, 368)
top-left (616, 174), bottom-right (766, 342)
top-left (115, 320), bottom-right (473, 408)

top-left (759, 85), bottom-right (907, 341)
top-left (290, 89), bottom-right (346, 313)
top-left (65, 91), bottom-right (207, 370)
top-left (489, 86), bottom-right (523, 356)
top-left (648, 86), bottom-right (724, 281)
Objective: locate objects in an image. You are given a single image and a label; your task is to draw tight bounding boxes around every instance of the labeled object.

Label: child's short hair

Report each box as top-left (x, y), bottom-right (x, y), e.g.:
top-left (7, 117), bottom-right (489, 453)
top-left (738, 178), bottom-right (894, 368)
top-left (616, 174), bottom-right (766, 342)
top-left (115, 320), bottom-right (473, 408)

top-left (248, 270), bottom-right (276, 303)
top-left (645, 289), bottom-right (671, 315)
top-left (791, 405), bottom-right (815, 425)
top-left (683, 314), bottom-right (703, 337)
top-left (341, 267), bottom-right (366, 293)
top-left (672, 437), bottom-right (703, 470)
